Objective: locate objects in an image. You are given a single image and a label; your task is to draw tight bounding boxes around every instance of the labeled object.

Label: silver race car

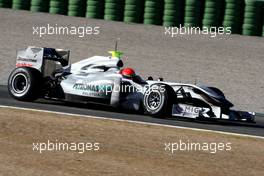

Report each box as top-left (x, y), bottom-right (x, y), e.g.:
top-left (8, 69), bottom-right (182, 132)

top-left (8, 46), bottom-right (255, 122)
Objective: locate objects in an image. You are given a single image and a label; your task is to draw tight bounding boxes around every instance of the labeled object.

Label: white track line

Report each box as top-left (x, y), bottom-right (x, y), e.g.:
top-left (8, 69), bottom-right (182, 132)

top-left (0, 105), bottom-right (263, 139)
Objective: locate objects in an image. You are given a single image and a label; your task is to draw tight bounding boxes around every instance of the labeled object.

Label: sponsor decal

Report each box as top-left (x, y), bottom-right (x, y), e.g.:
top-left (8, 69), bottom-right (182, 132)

top-left (73, 83), bottom-right (113, 97)
top-left (173, 104), bottom-right (210, 118)
top-left (184, 106), bottom-right (201, 114)
top-left (17, 57), bottom-right (37, 63)
top-left (73, 83), bottom-right (112, 92)
top-left (16, 63), bottom-right (33, 67)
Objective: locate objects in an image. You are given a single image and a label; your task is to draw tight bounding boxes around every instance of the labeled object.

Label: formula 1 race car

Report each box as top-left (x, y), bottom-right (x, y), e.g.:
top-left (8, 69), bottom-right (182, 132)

top-left (7, 46), bottom-right (255, 122)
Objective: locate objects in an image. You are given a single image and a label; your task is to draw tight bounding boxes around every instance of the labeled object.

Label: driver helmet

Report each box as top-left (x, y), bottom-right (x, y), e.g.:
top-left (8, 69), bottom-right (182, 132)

top-left (120, 67), bottom-right (135, 78)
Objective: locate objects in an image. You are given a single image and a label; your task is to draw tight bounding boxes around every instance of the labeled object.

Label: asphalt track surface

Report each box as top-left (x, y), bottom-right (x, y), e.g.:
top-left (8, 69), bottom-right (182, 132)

top-left (0, 9), bottom-right (263, 137)
top-left (0, 86), bottom-right (263, 137)
top-left (0, 8), bottom-right (263, 113)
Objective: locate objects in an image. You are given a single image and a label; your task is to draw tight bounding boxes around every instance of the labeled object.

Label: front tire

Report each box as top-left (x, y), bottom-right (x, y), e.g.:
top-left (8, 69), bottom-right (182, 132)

top-left (8, 67), bottom-right (42, 101)
top-left (143, 84), bottom-right (173, 118)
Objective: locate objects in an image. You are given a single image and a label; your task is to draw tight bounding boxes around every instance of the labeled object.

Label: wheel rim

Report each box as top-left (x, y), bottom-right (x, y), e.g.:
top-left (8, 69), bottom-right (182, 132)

top-left (146, 91), bottom-right (162, 110)
top-left (11, 73), bottom-right (28, 94)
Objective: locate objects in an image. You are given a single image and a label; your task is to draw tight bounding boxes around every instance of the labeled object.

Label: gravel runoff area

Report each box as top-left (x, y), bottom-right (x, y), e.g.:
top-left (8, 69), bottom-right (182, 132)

top-left (0, 8), bottom-right (263, 112)
top-left (0, 108), bottom-right (263, 176)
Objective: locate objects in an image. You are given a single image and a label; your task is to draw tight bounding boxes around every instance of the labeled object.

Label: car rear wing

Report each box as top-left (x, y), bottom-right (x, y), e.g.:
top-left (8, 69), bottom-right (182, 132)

top-left (16, 46), bottom-right (70, 75)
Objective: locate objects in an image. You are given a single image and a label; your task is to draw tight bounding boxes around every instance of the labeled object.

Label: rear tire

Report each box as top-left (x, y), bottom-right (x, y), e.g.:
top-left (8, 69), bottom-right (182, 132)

top-left (8, 67), bottom-right (42, 101)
